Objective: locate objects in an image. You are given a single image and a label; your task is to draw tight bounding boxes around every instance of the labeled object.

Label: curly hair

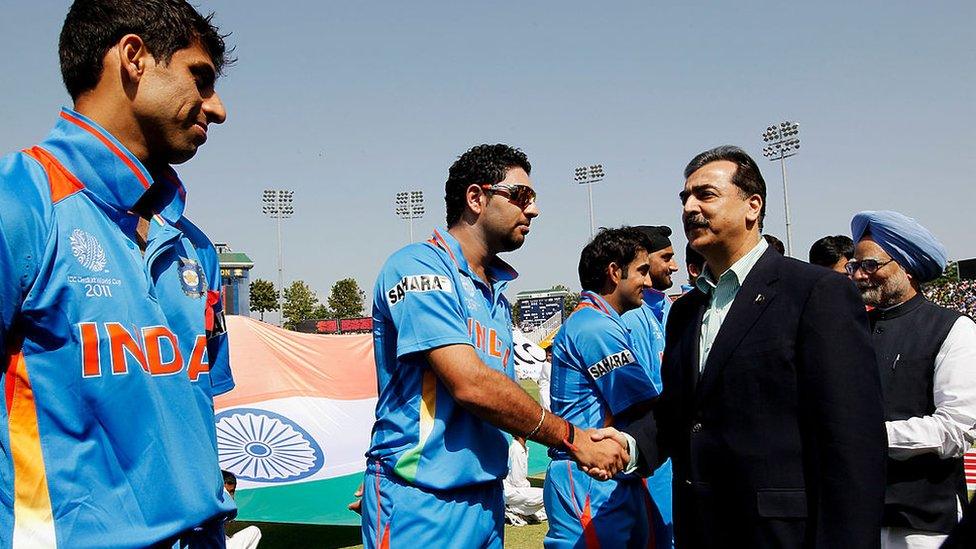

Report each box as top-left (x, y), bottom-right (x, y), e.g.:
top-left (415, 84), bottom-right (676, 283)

top-left (445, 144), bottom-right (531, 226)
top-left (59, 0), bottom-right (235, 99)
top-left (578, 226), bottom-right (653, 292)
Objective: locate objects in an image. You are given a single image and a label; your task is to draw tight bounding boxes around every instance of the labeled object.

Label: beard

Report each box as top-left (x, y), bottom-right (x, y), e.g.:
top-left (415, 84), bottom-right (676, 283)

top-left (497, 229), bottom-right (526, 253)
top-left (857, 277), bottom-right (909, 308)
top-left (651, 273), bottom-right (673, 291)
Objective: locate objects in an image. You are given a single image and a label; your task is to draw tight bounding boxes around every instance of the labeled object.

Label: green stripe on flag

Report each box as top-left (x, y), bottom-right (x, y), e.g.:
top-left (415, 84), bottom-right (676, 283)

top-left (234, 442), bottom-right (551, 526)
top-left (235, 473), bottom-right (366, 526)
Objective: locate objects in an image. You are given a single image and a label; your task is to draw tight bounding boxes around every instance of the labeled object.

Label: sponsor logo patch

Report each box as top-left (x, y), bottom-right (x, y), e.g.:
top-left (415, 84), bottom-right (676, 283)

top-left (387, 274), bottom-right (452, 305)
top-left (69, 228), bottom-right (107, 272)
top-left (588, 349), bottom-right (636, 379)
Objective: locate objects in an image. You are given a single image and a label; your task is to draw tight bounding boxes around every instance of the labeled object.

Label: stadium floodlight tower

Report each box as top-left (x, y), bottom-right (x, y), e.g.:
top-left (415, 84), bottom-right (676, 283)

top-left (762, 121), bottom-right (800, 257)
top-left (262, 189), bottom-right (294, 326)
top-left (395, 190), bottom-right (425, 243)
top-left (574, 164), bottom-right (605, 238)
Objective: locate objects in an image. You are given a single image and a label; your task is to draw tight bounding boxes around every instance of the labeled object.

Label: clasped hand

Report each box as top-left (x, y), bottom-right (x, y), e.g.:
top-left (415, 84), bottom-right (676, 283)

top-left (570, 427), bottom-right (630, 481)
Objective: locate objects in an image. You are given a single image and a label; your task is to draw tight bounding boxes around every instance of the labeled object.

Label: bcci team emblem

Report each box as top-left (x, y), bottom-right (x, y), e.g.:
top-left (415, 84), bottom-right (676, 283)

top-left (69, 228), bottom-right (107, 272)
top-left (179, 257), bottom-right (207, 298)
top-left (215, 408), bottom-right (325, 483)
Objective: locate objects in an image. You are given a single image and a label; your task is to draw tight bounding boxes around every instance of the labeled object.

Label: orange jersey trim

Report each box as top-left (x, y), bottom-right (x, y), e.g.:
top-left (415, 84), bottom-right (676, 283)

top-left (6, 349), bottom-right (57, 545)
top-left (60, 111), bottom-right (151, 189)
top-left (22, 146), bottom-right (86, 203)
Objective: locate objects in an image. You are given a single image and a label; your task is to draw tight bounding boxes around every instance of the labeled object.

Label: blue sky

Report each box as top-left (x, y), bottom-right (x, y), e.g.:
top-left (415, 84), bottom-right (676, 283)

top-left (3, 1), bottom-right (973, 318)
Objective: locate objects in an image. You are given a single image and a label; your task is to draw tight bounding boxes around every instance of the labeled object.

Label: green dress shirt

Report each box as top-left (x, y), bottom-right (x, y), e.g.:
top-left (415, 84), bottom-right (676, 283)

top-left (695, 238), bottom-right (768, 372)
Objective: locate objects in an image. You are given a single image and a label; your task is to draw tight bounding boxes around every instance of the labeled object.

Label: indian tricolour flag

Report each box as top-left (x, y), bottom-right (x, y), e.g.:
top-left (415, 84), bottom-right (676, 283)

top-left (215, 316), bottom-right (377, 526)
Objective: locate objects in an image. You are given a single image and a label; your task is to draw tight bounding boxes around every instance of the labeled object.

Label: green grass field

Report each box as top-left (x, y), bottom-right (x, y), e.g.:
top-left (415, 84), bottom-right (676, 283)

top-left (230, 380), bottom-right (549, 547)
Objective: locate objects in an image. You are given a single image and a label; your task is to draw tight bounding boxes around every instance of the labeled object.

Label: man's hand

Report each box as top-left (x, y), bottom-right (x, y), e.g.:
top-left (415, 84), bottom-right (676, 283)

top-left (589, 426), bottom-right (630, 448)
top-left (570, 427), bottom-right (629, 480)
top-left (347, 482), bottom-right (364, 514)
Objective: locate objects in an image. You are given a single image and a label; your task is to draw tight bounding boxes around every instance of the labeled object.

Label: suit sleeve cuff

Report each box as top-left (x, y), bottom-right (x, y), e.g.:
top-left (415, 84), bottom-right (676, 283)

top-left (621, 431), bottom-right (639, 474)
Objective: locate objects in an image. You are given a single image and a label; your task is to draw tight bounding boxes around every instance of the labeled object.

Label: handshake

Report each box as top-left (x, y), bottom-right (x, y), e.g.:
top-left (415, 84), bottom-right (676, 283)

top-left (569, 426), bottom-right (632, 481)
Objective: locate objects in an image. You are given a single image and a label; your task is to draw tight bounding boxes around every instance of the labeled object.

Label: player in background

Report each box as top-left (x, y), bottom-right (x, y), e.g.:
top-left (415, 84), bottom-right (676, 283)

top-left (544, 227), bottom-right (661, 548)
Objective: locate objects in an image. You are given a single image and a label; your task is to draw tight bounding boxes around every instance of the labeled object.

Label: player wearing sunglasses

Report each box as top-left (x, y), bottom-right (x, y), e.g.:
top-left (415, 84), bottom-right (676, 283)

top-left (361, 144), bottom-right (630, 549)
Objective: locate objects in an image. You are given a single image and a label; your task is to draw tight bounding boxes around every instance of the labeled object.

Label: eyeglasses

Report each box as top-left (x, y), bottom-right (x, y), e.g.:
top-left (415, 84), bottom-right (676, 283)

top-left (480, 184), bottom-right (537, 210)
top-left (845, 258), bottom-right (895, 275)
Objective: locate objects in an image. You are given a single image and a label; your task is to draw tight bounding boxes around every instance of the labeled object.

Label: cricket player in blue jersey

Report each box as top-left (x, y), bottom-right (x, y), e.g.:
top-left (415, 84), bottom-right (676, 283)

top-left (621, 226), bottom-right (680, 549)
top-left (545, 227), bottom-right (662, 548)
top-left (0, 2), bottom-right (236, 547)
top-left (362, 145), bottom-right (631, 549)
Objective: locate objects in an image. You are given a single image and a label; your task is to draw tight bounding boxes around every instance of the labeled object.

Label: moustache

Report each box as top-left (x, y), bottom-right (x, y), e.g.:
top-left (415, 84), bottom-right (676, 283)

top-left (683, 215), bottom-right (710, 231)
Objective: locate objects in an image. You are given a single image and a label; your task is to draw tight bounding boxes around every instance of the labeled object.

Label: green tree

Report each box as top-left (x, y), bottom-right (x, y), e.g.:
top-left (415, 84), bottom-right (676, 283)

top-left (249, 278), bottom-right (278, 321)
top-left (312, 303), bottom-right (332, 319)
top-left (328, 278), bottom-right (367, 319)
top-left (282, 280), bottom-right (321, 330)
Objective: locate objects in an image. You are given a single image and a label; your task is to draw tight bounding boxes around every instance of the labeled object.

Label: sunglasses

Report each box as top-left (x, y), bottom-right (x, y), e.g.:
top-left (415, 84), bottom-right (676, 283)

top-left (480, 184), bottom-right (537, 210)
top-left (845, 258), bottom-right (895, 275)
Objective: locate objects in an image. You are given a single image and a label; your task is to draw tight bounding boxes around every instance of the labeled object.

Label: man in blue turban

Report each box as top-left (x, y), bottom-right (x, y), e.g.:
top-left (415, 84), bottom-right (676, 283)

top-left (849, 210), bottom-right (976, 549)
top-left (851, 210), bottom-right (948, 283)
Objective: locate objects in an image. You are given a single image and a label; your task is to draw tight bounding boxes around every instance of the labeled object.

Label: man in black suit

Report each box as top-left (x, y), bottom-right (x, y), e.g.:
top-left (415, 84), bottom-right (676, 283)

top-left (600, 146), bottom-right (887, 548)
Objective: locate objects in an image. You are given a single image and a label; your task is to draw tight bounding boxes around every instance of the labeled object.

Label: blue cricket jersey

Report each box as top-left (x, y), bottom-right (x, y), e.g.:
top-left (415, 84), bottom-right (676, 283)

top-left (368, 229), bottom-right (518, 490)
top-left (549, 292), bottom-right (659, 461)
top-left (621, 289), bottom-right (670, 392)
top-left (0, 109), bottom-right (235, 548)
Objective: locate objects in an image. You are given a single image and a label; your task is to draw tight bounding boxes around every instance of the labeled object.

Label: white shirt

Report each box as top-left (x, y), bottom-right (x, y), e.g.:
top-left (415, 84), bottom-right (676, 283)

top-left (504, 439), bottom-right (530, 491)
top-left (886, 315), bottom-right (976, 459)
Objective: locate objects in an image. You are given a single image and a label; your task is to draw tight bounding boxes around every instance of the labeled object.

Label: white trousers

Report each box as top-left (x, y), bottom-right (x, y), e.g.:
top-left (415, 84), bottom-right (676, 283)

top-left (226, 525), bottom-right (262, 549)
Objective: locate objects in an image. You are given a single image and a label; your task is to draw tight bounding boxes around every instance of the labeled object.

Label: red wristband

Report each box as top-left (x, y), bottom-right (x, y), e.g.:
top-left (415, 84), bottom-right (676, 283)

top-left (562, 420), bottom-right (578, 453)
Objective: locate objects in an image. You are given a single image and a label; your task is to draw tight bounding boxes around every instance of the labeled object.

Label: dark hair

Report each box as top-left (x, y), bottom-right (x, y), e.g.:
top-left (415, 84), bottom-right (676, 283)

top-left (578, 226), bottom-right (652, 292)
top-left (809, 235), bottom-right (854, 267)
top-left (684, 145), bottom-right (767, 226)
top-left (685, 243), bottom-right (704, 271)
top-left (445, 144), bottom-right (531, 226)
top-left (59, 0), bottom-right (234, 99)
top-left (221, 470), bottom-right (236, 486)
top-left (763, 234), bottom-right (785, 255)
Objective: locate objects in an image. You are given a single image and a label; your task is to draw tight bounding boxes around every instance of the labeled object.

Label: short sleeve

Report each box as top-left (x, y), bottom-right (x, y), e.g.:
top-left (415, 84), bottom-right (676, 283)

top-left (575, 313), bottom-right (659, 415)
top-left (374, 245), bottom-right (471, 358)
top-left (0, 153), bottom-right (50, 354)
top-left (206, 285), bottom-right (234, 396)
top-left (182, 220), bottom-right (234, 396)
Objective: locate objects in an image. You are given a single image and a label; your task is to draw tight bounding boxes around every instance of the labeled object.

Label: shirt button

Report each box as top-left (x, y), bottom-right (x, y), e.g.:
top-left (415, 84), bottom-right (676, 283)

top-left (692, 422), bottom-right (703, 433)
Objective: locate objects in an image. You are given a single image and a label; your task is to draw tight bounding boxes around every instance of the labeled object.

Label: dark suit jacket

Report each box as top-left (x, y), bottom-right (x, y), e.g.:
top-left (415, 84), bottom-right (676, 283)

top-left (626, 247), bottom-right (887, 548)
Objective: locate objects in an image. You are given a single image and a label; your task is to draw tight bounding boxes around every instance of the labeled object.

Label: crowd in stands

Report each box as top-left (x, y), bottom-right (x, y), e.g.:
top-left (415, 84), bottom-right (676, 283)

top-left (924, 278), bottom-right (976, 318)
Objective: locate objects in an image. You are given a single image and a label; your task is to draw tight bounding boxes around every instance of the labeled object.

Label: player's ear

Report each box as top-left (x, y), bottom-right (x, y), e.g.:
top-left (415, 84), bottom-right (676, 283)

top-left (607, 261), bottom-right (622, 286)
top-left (465, 184), bottom-right (486, 217)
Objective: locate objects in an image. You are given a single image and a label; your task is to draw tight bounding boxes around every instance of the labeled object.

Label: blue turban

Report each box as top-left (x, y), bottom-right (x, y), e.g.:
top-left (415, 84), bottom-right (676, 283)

top-left (850, 210), bottom-right (947, 282)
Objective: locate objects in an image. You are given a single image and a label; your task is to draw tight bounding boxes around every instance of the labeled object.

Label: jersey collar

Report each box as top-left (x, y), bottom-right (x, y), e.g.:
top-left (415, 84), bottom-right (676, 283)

top-left (579, 291), bottom-right (622, 321)
top-left (39, 108), bottom-right (187, 223)
top-left (429, 228), bottom-right (519, 287)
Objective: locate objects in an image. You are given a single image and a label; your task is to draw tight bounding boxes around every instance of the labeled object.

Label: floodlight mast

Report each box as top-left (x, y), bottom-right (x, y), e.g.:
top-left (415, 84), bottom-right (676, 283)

top-left (761, 121), bottom-right (800, 256)
top-left (395, 190), bottom-right (425, 242)
top-left (262, 189), bottom-right (294, 326)
top-left (574, 164), bottom-right (605, 238)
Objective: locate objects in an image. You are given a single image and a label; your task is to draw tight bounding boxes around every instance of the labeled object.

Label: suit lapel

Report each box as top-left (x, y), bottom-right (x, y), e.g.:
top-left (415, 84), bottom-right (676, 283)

top-left (696, 248), bottom-right (781, 404)
top-left (686, 295), bottom-right (707, 395)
